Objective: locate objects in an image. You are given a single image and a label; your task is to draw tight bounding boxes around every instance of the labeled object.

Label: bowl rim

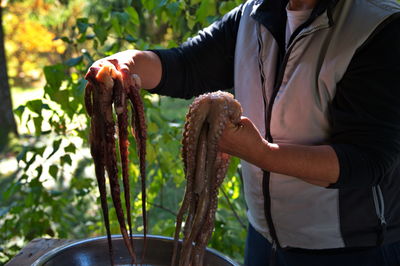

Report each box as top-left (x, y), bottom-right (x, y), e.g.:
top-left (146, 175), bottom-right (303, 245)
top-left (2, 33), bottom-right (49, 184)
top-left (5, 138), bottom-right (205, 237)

top-left (31, 234), bottom-right (240, 266)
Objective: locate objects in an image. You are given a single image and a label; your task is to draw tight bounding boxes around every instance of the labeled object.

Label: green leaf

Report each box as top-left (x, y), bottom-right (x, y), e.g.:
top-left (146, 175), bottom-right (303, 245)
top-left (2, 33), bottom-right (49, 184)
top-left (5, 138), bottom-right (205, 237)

top-left (0, 206), bottom-right (10, 217)
top-left (14, 105), bottom-right (26, 120)
top-left (50, 190), bottom-right (62, 197)
top-left (146, 143), bottom-right (157, 162)
top-left (26, 100), bottom-right (43, 115)
top-left (51, 90), bottom-right (69, 106)
top-left (124, 6), bottom-right (139, 25)
top-left (33, 117), bottom-right (43, 136)
top-left (76, 18), bottom-right (89, 34)
top-left (60, 36), bottom-right (72, 43)
top-left (156, 0), bottom-right (168, 8)
top-left (36, 165), bottom-right (43, 178)
top-left (64, 143), bottom-right (76, 153)
top-left (24, 154), bottom-right (38, 171)
top-left (34, 146), bottom-right (46, 157)
top-left (147, 122), bottom-right (159, 134)
top-left (49, 165), bottom-right (59, 180)
top-left (142, 0), bottom-right (156, 10)
top-left (195, 0), bottom-right (216, 24)
top-left (111, 16), bottom-right (122, 37)
top-left (72, 78), bottom-right (87, 101)
top-left (93, 24), bottom-right (108, 45)
top-left (219, 1), bottom-right (237, 15)
top-left (82, 50), bottom-right (95, 64)
top-left (116, 12), bottom-right (130, 25)
top-left (44, 64), bottom-right (65, 90)
top-left (166, 2), bottom-right (180, 15)
top-left (3, 181), bottom-right (21, 201)
top-left (65, 56), bottom-right (83, 67)
top-left (61, 154), bottom-right (72, 166)
top-left (111, 12), bottom-right (129, 37)
top-left (125, 34), bottom-right (137, 43)
top-left (47, 139), bottom-right (62, 159)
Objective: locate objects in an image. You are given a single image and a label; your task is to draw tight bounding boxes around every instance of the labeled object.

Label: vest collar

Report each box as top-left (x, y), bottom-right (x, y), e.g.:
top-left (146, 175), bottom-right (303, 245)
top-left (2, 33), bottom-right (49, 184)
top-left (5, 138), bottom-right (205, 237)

top-left (251, 0), bottom-right (339, 49)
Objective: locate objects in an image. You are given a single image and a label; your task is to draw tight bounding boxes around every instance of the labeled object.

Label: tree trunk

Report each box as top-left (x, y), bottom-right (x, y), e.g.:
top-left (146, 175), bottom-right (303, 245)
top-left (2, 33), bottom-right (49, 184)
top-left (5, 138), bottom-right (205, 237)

top-left (0, 6), bottom-right (18, 152)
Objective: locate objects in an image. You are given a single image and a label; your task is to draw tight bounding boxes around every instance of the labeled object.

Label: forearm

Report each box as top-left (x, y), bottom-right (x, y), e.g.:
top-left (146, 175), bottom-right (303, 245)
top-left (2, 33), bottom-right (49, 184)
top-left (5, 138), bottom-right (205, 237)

top-left (255, 141), bottom-right (339, 187)
top-left (219, 118), bottom-right (339, 187)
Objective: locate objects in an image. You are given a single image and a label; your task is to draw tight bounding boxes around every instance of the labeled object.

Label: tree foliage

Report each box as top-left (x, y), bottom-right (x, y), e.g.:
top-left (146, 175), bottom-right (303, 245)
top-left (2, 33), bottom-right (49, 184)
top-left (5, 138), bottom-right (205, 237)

top-left (0, 0), bottom-right (247, 264)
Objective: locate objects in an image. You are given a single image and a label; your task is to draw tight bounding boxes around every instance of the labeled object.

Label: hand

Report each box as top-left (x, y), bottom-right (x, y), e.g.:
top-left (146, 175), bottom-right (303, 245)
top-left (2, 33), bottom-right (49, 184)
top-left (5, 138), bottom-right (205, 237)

top-left (218, 116), bottom-right (269, 165)
top-left (85, 50), bottom-right (162, 90)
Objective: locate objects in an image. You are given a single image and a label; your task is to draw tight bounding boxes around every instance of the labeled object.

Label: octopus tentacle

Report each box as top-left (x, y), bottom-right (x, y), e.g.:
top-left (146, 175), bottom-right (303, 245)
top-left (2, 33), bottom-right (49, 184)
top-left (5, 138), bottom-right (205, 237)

top-left (171, 122), bottom-right (207, 266)
top-left (173, 91), bottom-right (242, 266)
top-left (98, 75), bottom-right (136, 262)
top-left (192, 152), bottom-right (230, 266)
top-left (114, 77), bottom-right (134, 248)
top-left (90, 86), bottom-right (114, 266)
top-left (179, 124), bottom-right (211, 266)
top-left (173, 99), bottom-right (211, 255)
top-left (180, 99), bottom-right (230, 266)
top-left (84, 82), bottom-right (94, 117)
top-left (127, 80), bottom-right (148, 259)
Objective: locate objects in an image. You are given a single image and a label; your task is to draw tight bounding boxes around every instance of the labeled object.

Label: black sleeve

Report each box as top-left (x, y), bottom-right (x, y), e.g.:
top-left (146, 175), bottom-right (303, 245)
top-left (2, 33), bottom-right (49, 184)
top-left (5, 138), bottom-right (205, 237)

top-left (149, 5), bottom-right (243, 99)
top-left (328, 15), bottom-right (400, 189)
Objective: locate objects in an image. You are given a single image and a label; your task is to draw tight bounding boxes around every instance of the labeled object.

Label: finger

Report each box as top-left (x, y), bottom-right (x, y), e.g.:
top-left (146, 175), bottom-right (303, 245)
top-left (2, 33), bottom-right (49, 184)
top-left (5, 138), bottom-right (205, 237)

top-left (85, 66), bottom-right (100, 82)
top-left (84, 82), bottom-right (94, 117)
top-left (119, 67), bottom-right (142, 91)
top-left (107, 58), bottom-right (119, 69)
top-left (119, 67), bottom-right (135, 90)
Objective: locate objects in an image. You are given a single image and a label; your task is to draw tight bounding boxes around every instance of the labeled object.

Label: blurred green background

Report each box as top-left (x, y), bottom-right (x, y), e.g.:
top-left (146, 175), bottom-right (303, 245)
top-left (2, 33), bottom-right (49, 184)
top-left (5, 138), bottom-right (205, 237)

top-left (0, 0), bottom-right (247, 265)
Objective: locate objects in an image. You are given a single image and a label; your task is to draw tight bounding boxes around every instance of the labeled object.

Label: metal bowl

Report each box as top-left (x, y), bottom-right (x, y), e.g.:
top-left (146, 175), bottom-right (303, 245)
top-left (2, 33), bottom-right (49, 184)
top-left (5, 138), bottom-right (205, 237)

top-left (32, 235), bottom-right (240, 266)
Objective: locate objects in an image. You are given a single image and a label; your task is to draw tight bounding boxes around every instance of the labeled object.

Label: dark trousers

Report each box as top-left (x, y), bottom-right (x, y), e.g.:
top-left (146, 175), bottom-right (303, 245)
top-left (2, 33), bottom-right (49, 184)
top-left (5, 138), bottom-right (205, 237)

top-left (244, 224), bottom-right (400, 266)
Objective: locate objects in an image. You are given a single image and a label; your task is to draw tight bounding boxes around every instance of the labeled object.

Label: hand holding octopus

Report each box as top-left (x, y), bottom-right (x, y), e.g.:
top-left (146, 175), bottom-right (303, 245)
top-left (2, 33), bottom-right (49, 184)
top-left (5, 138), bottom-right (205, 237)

top-left (172, 91), bottom-right (243, 266)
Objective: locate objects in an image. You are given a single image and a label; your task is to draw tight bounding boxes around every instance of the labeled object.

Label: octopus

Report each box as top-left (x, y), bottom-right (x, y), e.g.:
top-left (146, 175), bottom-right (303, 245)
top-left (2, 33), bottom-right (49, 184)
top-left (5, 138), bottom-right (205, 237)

top-left (84, 61), bottom-right (147, 265)
top-left (172, 91), bottom-right (243, 266)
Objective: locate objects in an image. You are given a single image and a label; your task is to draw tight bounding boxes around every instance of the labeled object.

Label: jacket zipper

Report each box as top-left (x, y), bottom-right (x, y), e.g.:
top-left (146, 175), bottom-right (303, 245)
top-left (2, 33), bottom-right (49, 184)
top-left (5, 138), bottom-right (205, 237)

top-left (257, 22), bottom-right (330, 251)
top-left (372, 185), bottom-right (386, 244)
top-left (257, 24), bottom-right (280, 251)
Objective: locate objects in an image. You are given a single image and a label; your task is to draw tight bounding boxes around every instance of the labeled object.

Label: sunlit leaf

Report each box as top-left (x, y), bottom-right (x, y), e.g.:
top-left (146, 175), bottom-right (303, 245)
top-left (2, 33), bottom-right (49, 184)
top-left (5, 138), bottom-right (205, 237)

top-left (33, 117), bottom-right (43, 136)
top-left (49, 165), bottom-right (59, 180)
top-left (14, 105), bottom-right (26, 121)
top-left (26, 100), bottom-right (43, 115)
top-left (61, 154), bottom-right (72, 165)
top-left (64, 143), bottom-right (76, 153)
top-left (47, 139), bottom-right (62, 159)
top-left (44, 64), bottom-right (65, 90)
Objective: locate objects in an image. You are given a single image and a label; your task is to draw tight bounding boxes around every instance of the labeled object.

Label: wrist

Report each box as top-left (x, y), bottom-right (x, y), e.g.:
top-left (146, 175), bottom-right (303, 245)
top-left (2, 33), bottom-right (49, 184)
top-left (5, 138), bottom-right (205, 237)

top-left (246, 138), bottom-right (272, 171)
